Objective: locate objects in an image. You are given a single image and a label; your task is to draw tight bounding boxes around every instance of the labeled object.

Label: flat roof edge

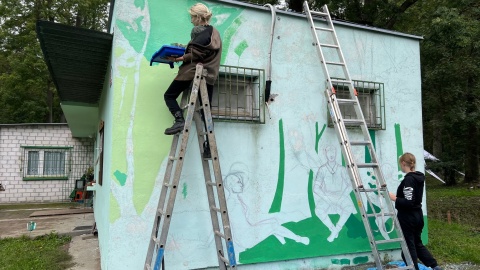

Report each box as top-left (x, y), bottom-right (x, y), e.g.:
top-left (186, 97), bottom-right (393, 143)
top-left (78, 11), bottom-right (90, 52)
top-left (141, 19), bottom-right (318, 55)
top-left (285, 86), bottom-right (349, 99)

top-left (0, 123), bottom-right (68, 127)
top-left (213, 0), bottom-right (423, 40)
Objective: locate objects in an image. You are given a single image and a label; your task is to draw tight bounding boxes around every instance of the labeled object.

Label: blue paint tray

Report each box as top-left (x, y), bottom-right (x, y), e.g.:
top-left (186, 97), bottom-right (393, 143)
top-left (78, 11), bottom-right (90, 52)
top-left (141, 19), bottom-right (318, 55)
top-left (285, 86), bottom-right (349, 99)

top-left (150, 45), bottom-right (186, 68)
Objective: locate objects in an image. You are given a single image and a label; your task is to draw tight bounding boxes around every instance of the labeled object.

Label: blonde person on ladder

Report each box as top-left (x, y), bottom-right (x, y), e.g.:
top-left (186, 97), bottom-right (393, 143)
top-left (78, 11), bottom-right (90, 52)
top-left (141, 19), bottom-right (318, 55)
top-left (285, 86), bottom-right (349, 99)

top-left (164, 3), bottom-right (222, 158)
top-left (389, 153), bottom-right (442, 270)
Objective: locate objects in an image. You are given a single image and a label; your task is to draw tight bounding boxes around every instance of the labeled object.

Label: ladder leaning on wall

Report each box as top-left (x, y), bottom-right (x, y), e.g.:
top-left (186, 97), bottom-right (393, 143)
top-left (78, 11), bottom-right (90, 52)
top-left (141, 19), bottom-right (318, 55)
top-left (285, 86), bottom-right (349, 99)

top-left (302, 2), bottom-right (415, 269)
top-left (144, 64), bottom-right (236, 270)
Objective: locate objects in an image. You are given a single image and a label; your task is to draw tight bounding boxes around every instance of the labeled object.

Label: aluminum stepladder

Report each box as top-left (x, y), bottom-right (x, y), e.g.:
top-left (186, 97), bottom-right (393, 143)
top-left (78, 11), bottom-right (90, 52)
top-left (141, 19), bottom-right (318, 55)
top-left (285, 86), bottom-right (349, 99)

top-left (145, 63), bottom-right (236, 270)
top-left (303, 2), bottom-right (415, 269)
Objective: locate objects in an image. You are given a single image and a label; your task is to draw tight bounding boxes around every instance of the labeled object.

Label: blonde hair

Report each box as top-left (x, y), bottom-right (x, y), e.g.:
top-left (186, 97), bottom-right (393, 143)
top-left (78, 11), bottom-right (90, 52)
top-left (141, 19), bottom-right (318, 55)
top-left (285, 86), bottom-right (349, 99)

top-left (399, 152), bottom-right (416, 171)
top-left (189, 3), bottom-right (212, 25)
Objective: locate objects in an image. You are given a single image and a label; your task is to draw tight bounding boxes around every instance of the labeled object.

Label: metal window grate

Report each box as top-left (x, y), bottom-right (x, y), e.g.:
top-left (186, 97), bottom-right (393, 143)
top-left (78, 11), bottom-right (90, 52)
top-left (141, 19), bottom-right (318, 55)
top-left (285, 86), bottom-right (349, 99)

top-left (22, 147), bottom-right (71, 179)
top-left (21, 145), bottom-right (94, 202)
top-left (211, 65), bottom-right (265, 123)
top-left (327, 80), bottom-right (385, 130)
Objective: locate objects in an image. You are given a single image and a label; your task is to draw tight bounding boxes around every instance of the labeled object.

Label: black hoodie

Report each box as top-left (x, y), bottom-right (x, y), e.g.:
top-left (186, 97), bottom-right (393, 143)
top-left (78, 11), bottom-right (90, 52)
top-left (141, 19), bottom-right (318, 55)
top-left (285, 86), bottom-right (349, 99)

top-left (395, 171), bottom-right (425, 212)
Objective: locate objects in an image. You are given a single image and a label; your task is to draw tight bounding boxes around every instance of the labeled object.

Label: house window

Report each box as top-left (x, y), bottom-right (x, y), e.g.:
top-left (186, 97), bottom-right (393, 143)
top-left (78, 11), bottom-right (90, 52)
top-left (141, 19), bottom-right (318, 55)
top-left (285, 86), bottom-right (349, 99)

top-left (211, 65), bottom-right (265, 123)
top-left (327, 80), bottom-right (385, 130)
top-left (21, 146), bottom-right (71, 180)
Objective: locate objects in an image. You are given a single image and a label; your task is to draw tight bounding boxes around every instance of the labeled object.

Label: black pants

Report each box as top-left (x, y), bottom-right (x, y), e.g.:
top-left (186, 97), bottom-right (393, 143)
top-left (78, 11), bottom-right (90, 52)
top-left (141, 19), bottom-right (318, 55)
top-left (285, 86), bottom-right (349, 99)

top-left (398, 210), bottom-right (438, 270)
top-left (164, 79), bottom-right (214, 145)
top-left (164, 79), bottom-right (213, 114)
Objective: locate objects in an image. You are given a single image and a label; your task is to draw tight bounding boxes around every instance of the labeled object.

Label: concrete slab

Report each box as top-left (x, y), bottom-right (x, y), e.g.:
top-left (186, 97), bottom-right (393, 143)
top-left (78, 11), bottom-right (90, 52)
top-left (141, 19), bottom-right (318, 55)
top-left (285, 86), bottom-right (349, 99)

top-left (30, 208), bottom-right (93, 217)
top-left (68, 234), bottom-right (101, 270)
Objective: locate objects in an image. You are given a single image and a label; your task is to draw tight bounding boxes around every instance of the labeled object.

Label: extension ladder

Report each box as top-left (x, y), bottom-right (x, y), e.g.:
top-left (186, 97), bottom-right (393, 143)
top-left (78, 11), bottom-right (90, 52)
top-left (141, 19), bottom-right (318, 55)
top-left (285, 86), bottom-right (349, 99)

top-left (145, 64), bottom-right (236, 270)
top-left (303, 2), bottom-right (415, 269)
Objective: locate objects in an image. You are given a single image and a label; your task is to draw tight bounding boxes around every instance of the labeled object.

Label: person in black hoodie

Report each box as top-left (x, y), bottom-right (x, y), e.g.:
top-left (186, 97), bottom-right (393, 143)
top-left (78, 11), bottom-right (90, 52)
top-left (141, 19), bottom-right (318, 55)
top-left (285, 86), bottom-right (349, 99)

top-left (389, 153), bottom-right (442, 270)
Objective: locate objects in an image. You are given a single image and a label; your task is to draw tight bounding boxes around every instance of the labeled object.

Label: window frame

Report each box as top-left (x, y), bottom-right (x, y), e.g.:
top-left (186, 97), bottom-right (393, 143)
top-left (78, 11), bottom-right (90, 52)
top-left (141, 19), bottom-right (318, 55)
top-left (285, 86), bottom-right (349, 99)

top-left (327, 80), bottom-right (385, 130)
top-left (21, 146), bottom-right (72, 181)
top-left (211, 65), bottom-right (265, 123)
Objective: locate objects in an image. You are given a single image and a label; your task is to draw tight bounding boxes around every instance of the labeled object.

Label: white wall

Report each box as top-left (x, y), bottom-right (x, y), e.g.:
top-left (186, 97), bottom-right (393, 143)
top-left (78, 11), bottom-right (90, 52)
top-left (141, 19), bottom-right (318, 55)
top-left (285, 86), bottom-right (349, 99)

top-left (0, 124), bottom-right (93, 203)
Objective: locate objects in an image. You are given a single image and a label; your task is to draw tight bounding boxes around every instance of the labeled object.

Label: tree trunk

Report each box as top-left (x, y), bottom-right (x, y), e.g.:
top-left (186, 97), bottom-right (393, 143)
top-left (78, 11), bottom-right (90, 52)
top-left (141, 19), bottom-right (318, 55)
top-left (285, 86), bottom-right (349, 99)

top-left (432, 118), bottom-right (442, 158)
top-left (464, 77), bottom-right (479, 183)
top-left (47, 86), bottom-right (53, 123)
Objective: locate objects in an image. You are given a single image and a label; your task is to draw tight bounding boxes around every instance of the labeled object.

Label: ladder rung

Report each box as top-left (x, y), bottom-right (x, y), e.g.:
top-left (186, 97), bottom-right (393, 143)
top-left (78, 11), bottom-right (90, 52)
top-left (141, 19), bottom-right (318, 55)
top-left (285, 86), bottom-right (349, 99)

top-left (311, 10), bottom-right (329, 17)
top-left (319, 43), bottom-right (339, 48)
top-left (145, 264), bottom-right (152, 270)
top-left (314, 26), bottom-right (333, 32)
top-left (218, 254), bottom-right (229, 264)
top-left (329, 78), bottom-right (349, 84)
top-left (375, 238), bottom-right (403, 245)
top-left (211, 206), bottom-right (221, 212)
top-left (157, 209), bottom-right (164, 216)
top-left (325, 61), bottom-right (345, 66)
top-left (214, 230), bottom-right (226, 239)
top-left (168, 155), bottom-right (178, 161)
top-left (359, 187), bottom-right (385, 193)
top-left (198, 131), bottom-right (208, 136)
top-left (342, 119), bottom-right (364, 126)
top-left (366, 212), bottom-right (395, 218)
top-left (151, 236), bottom-right (159, 244)
top-left (206, 181), bottom-right (217, 186)
top-left (336, 98), bottom-right (356, 105)
top-left (396, 266), bottom-right (415, 270)
top-left (350, 141), bottom-right (370, 146)
top-left (357, 163), bottom-right (379, 168)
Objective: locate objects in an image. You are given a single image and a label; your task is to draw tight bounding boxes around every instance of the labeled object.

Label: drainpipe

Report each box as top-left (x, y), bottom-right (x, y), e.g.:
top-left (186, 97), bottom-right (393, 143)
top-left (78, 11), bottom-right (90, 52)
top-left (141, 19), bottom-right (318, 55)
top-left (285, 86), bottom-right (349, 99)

top-left (264, 4), bottom-right (277, 104)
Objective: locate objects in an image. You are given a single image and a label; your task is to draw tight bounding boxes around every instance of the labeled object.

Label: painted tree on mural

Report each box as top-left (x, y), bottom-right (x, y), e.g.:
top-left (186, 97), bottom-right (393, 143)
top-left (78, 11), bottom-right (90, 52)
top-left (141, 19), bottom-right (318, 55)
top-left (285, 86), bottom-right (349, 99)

top-left (0, 0), bottom-right (109, 123)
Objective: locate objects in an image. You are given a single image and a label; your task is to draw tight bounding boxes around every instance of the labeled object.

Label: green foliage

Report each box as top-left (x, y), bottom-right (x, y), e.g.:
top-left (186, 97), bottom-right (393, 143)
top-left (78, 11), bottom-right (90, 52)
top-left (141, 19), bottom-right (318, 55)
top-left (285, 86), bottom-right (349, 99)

top-left (0, 232), bottom-right (73, 270)
top-left (0, 0), bottom-right (110, 124)
top-left (418, 0), bottom-right (480, 183)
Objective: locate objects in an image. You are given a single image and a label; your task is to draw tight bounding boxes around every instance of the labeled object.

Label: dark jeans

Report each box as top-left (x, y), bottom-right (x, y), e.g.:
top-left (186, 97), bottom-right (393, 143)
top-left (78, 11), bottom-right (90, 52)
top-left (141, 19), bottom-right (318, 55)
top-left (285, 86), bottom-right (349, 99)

top-left (164, 79), bottom-right (214, 145)
top-left (398, 210), bottom-right (438, 270)
top-left (164, 79), bottom-right (213, 114)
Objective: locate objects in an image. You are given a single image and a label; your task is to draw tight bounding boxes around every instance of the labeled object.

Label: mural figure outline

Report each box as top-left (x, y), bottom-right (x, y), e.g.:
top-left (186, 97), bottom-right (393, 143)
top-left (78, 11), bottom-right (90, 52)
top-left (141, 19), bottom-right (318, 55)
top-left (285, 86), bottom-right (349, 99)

top-left (224, 162), bottom-right (310, 256)
top-left (314, 145), bottom-right (357, 242)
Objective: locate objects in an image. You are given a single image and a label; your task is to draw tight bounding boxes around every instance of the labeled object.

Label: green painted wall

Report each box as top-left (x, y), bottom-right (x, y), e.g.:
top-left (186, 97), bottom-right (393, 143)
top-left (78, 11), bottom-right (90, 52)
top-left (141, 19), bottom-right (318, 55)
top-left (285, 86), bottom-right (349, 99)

top-left (97, 0), bottom-right (424, 269)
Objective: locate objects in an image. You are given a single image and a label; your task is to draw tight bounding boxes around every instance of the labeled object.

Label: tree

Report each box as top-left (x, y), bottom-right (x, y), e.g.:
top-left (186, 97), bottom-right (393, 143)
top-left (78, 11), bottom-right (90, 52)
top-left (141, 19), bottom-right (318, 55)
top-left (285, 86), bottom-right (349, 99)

top-left (404, 0), bottom-right (480, 184)
top-left (0, 0), bottom-right (109, 124)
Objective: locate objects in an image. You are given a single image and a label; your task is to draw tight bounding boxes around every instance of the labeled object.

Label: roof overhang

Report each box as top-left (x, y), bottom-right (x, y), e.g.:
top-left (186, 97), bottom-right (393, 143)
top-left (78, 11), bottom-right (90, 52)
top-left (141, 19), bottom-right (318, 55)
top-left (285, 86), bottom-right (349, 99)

top-left (36, 20), bottom-right (113, 137)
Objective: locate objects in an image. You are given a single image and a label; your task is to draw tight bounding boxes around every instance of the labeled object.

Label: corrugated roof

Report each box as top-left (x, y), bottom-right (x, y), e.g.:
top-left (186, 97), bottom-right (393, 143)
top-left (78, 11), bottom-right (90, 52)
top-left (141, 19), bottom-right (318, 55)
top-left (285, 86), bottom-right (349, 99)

top-left (36, 21), bottom-right (113, 105)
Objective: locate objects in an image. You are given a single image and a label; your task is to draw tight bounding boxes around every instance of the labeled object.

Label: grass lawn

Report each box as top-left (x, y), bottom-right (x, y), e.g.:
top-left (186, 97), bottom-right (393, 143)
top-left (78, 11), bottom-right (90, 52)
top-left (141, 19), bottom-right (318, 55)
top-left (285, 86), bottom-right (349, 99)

top-left (425, 176), bottom-right (480, 265)
top-left (0, 202), bottom-right (80, 269)
top-left (0, 233), bottom-right (73, 270)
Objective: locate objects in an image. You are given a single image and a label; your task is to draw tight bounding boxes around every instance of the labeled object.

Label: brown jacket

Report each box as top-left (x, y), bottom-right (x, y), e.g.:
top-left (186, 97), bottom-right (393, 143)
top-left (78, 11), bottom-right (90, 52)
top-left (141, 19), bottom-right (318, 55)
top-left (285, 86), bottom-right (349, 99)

top-left (176, 26), bottom-right (222, 85)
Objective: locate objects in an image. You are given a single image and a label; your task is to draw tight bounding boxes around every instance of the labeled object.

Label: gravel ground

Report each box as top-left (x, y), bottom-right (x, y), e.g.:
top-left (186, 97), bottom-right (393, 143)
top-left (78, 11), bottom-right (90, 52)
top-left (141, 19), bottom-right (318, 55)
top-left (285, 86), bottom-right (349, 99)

top-left (341, 262), bottom-right (480, 270)
top-left (441, 263), bottom-right (480, 270)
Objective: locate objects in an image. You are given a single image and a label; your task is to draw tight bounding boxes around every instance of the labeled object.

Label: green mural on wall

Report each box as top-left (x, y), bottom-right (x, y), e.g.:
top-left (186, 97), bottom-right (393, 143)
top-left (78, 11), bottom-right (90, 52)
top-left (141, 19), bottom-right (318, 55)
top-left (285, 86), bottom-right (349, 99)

top-left (395, 123), bottom-right (404, 179)
top-left (239, 121), bottom-right (399, 264)
top-left (109, 1), bottom-right (427, 267)
top-left (110, 0), bottom-right (246, 221)
top-left (269, 119), bottom-right (285, 213)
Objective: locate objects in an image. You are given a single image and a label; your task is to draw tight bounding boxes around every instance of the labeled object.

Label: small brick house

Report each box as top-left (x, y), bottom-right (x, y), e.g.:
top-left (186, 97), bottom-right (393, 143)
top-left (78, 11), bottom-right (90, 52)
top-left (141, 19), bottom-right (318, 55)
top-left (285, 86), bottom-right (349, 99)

top-left (0, 123), bottom-right (94, 203)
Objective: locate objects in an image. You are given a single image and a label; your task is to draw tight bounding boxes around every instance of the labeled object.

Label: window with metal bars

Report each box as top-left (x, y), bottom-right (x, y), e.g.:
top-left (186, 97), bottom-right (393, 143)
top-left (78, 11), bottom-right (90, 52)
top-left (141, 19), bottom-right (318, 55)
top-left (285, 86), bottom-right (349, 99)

top-left (21, 146), bottom-right (71, 180)
top-left (327, 80), bottom-right (385, 130)
top-left (211, 65), bottom-right (265, 123)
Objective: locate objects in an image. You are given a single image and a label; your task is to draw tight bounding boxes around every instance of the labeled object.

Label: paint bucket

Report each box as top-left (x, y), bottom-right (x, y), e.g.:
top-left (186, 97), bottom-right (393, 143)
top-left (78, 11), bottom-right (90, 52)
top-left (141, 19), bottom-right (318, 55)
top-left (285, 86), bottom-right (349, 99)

top-left (27, 221), bottom-right (36, 231)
